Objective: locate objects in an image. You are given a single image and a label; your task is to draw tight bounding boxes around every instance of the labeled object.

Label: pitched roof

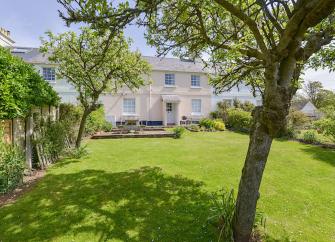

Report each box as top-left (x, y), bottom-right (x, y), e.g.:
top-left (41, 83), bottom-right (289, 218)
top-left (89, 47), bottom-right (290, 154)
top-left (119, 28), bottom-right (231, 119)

top-left (300, 101), bottom-right (320, 117)
top-left (11, 47), bottom-right (52, 64)
top-left (11, 47), bottom-right (207, 73)
top-left (143, 56), bottom-right (207, 73)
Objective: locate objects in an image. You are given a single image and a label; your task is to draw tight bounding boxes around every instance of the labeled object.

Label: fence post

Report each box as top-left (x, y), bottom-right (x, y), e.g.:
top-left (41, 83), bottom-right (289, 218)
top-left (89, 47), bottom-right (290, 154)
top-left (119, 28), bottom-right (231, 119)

top-left (25, 115), bottom-right (33, 171)
top-left (11, 119), bottom-right (14, 145)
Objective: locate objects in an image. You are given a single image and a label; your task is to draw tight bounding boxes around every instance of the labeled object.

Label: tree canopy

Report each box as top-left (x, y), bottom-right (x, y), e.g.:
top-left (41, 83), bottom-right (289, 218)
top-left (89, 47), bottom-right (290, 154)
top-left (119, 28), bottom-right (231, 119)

top-left (41, 27), bottom-right (150, 110)
top-left (303, 80), bottom-right (335, 108)
top-left (58, 0), bottom-right (335, 94)
top-left (0, 46), bottom-right (59, 119)
top-left (41, 27), bottom-right (151, 147)
top-left (56, 1), bottom-right (335, 240)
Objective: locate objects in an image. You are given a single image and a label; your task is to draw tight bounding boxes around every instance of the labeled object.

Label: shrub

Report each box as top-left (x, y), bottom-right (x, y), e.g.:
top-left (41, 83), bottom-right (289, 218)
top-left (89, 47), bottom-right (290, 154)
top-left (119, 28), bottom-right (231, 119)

top-left (59, 103), bottom-right (83, 122)
top-left (199, 118), bottom-right (215, 130)
top-left (34, 120), bottom-right (68, 158)
top-left (209, 111), bottom-right (219, 119)
top-left (85, 106), bottom-right (112, 135)
top-left (85, 106), bottom-right (106, 135)
top-left (45, 121), bottom-right (68, 155)
top-left (187, 124), bottom-right (201, 132)
top-left (199, 118), bottom-right (226, 131)
top-left (59, 103), bottom-right (83, 144)
top-left (233, 98), bottom-right (242, 109)
top-left (173, 126), bottom-right (185, 139)
top-left (302, 130), bottom-right (319, 144)
top-left (212, 101), bottom-right (230, 121)
top-left (321, 105), bottom-right (335, 120)
top-left (64, 145), bottom-right (89, 159)
top-left (0, 129), bottom-right (25, 194)
top-left (102, 122), bottom-right (113, 132)
top-left (213, 119), bottom-right (226, 131)
top-left (240, 101), bottom-right (255, 112)
top-left (288, 109), bottom-right (309, 129)
top-left (226, 108), bottom-right (252, 132)
top-left (313, 118), bottom-right (335, 141)
top-left (207, 189), bottom-right (235, 241)
top-left (207, 189), bottom-right (266, 242)
top-left (278, 126), bottom-right (298, 139)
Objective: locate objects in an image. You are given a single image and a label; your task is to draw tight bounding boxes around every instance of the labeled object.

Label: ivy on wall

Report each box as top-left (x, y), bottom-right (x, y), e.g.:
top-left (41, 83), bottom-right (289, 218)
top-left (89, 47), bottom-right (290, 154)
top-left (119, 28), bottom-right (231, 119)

top-left (0, 47), bottom-right (60, 119)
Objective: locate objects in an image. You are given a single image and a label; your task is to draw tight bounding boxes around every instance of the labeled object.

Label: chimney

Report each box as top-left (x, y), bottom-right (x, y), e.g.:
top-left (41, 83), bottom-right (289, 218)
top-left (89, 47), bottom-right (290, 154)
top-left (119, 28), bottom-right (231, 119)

top-left (0, 27), bottom-right (15, 47)
top-left (0, 28), bottom-right (11, 38)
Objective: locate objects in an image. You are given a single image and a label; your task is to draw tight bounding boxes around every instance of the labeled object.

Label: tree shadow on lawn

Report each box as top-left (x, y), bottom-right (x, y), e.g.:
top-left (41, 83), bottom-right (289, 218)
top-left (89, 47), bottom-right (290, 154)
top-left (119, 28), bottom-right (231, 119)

top-left (299, 146), bottom-right (335, 167)
top-left (0, 167), bottom-right (217, 241)
top-left (274, 138), bottom-right (335, 167)
top-left (52, 157), bottom-right (82, 168)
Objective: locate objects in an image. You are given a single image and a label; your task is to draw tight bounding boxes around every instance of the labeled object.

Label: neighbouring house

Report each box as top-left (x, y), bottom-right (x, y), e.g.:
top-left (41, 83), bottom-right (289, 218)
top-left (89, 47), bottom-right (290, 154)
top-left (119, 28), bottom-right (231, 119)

top-left (0, 28), bottom-right (15, 47)
top-left (212, 85), bottom-right (263, 109)
top-left (13, 46), bottom-right (261, 126)
top-left (11, 47), bottom-right (78, 103)
top-left (300, 101), bottom-right (321, 119)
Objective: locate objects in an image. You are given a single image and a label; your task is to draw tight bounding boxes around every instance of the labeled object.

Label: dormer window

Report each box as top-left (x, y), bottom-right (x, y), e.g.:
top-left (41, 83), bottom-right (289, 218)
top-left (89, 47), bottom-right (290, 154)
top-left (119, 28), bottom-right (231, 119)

top-left (42, 67), bottom-right (55, 82)
top-left (191, 75), bottom-right (200, 87)
top-left (165, 73), bottom-right (175, 86)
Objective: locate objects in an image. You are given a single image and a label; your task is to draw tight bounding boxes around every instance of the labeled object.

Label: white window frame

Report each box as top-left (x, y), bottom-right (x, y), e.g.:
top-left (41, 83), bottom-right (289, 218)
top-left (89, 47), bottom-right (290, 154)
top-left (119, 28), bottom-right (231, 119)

top-left (42, 67), bottom-right (56, 83)
top-left (123, 98), bottom-right (136, 115)
top-left (191, 75), bottom-right (201, 87)
top-left (191, 99), bottom-right (202, 115)
top-left (165, 73), bottom-right (175, 86)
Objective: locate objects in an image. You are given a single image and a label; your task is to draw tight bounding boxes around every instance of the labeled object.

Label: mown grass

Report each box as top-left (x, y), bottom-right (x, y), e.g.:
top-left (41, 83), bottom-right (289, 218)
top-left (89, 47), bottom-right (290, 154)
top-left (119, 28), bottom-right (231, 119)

top-left (0, 131), bottom-right (334, 241)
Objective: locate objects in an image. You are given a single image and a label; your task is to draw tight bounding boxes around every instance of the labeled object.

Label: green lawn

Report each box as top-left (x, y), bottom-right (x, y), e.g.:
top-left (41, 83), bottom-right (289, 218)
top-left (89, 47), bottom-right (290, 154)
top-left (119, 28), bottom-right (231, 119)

top-left (1, 132), bottom-right (335, 241)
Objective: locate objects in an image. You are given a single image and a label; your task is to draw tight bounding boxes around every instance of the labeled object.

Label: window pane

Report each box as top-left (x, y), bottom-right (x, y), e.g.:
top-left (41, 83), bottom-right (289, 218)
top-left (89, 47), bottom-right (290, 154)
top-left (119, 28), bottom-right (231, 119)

top-left (123, 98), bottom-right (136, 114)
top-left (42, 67), bottom-right (55, 81)
top-left (191, 75), bottom-right (200, 87)
top-left (166, 103), bottom-right (173, 112)
top-left (192, 99), bottom-right (201, 113)
top-left (165, 73), bottom-right (175, 85)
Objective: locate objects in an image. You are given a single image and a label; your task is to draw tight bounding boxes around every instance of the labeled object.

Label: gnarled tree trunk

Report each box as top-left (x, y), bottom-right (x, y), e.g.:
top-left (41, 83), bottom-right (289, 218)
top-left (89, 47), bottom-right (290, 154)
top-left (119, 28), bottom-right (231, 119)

top-left (233, 107), bottom-right (273, 241)
top-left (233, 60), bottom-right (295, 241)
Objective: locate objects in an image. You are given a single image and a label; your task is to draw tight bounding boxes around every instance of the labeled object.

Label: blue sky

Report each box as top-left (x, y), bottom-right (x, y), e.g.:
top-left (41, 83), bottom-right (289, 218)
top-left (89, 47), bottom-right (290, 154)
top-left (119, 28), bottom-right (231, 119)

top-left (1, 0), bottom-right (334, 90)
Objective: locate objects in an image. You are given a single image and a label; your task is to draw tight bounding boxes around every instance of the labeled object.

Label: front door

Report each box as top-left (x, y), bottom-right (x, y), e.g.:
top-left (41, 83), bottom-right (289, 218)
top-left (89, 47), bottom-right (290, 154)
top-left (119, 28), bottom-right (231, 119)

top-left (166, 103), bottom-right (175, 125)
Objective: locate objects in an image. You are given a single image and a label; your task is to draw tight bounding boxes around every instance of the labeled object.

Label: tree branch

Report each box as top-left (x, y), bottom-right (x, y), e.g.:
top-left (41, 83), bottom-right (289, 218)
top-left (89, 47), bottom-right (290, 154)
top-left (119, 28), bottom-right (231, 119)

top-left (214, 0), bottom-right (268, 55)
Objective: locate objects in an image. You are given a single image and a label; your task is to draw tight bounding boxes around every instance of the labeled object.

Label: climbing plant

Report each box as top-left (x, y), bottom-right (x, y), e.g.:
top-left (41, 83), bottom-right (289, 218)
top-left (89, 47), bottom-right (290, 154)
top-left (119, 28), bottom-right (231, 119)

top-left (0, 46), bottom-right (59, 119)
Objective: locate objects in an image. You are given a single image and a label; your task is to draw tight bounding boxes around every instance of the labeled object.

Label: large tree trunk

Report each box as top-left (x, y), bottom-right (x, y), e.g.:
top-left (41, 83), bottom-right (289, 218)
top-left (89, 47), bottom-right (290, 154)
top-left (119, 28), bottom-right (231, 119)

top-left (233, 107), bottom-right (273, 241)
top-left (233, 60), bottom-right (295, 241)
top-left (75, 108), bottom-right (90, 148)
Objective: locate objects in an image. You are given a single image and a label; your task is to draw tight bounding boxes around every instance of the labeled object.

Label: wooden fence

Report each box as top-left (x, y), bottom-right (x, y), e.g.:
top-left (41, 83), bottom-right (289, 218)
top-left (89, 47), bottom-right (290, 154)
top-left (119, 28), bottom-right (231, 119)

top-left (1, 105), bottom-right (58, 171)
top-left (2, 120), bottom-right (12, 144)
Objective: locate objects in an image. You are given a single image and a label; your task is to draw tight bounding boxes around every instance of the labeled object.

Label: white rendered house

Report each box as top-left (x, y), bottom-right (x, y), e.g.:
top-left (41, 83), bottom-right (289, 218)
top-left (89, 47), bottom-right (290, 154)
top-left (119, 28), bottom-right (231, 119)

top-left (13, 47), bottom-right (261, 126)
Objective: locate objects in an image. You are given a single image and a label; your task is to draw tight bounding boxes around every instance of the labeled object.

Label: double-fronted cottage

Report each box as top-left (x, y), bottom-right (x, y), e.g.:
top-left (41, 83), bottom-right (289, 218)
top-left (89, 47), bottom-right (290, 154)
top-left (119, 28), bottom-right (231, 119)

top-left (102, 57), bottom-right (212, 126)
